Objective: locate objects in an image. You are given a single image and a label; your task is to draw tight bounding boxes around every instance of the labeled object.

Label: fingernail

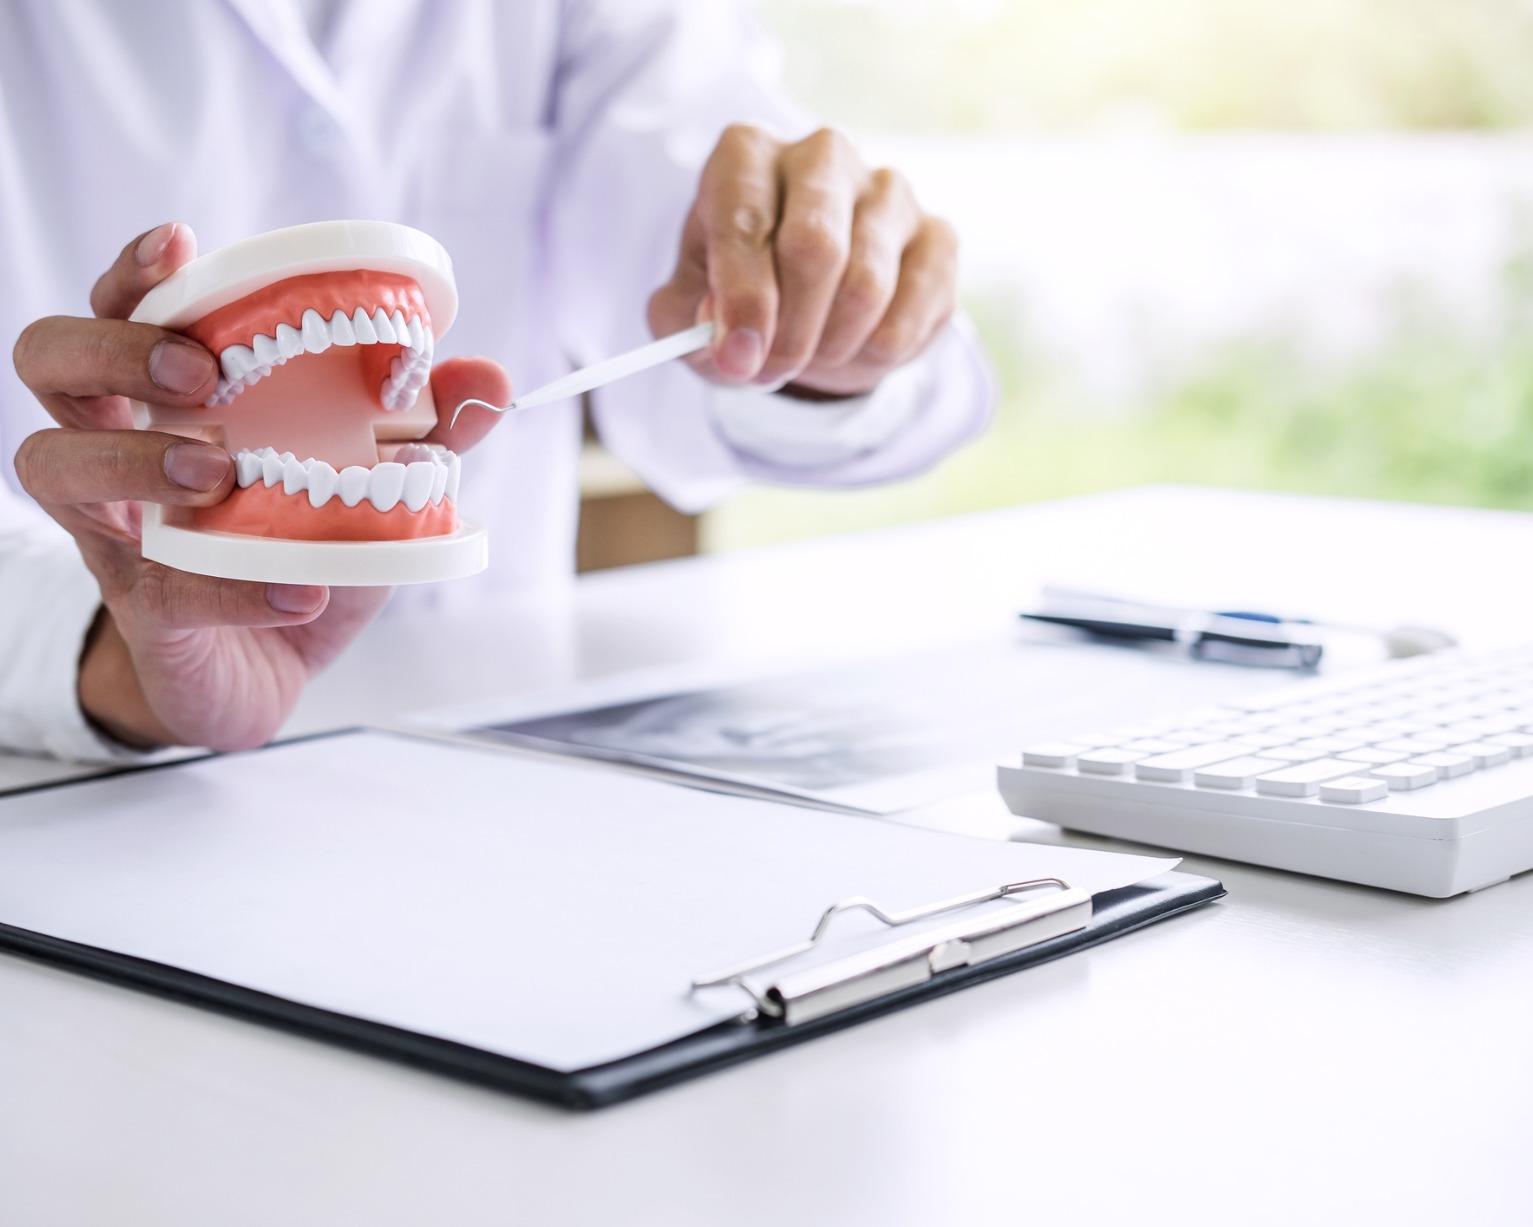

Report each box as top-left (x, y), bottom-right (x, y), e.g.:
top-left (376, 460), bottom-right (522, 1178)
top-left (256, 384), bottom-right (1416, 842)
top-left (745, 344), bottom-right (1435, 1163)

top-left (267, 585), bottom-right (325, 615)
top-left (136, 223), bottom-right (176, 267)
top-left (716, 328), bottom-right (765, 380)
top-left (149, 339), bottom-right (216, 395)
top-left (164, 442), bottom-right (231, 491)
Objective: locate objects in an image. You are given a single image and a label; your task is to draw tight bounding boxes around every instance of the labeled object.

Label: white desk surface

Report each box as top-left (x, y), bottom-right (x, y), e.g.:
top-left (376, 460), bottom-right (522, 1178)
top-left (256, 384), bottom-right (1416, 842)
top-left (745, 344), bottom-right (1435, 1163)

top-left (4, 486), bottom-right (1532, 1226)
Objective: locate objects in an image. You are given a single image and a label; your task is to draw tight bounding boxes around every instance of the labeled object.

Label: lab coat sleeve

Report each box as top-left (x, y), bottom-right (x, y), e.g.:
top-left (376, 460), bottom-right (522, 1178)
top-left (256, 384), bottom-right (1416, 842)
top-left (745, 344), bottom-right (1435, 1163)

top-left (0, 491), bottom-right (139, 761)
top-left (547, 0), bottom-right (994, 514)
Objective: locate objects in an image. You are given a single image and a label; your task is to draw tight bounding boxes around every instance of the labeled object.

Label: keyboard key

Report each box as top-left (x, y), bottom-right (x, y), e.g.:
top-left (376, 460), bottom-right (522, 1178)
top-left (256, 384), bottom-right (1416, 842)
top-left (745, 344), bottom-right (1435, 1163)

top-left (1408, 752), bottom-right (1475, 779)
top-left (1171, 706), bottom-right (1237, 727)
top-left (1195, 718), bottom-right (1270, 737)
top-left (1299, 715), bottom-right (1359, 734)
top-left (1023, 743), bottom-right (1089, 769)
top-left (1292, 736), bottom-right (1366, 754)
top-left (1254, 759), bottom-right (1361, 797)
top-left (1194, 756), bottom-right (1285, 790)
top-left (1440, 717), bottom-right (1492, 732)
top-left (1370, 762), bottom-right (1439, 790)
top-left (1358, 702), bottom-right (1425, 721)
top-left (1434, 704), bottom-right (1491, 725)
top-left (1260, 745), bottom-right (1327, 763)
top-left (1319, 776), bottom-right (1390, 804)
top-left (1177, 725), bottom-right (1252, 743)
top-left (1100, 724), bottom-right (1164, 742)
top-left (1226, 732), bottom-right (1290, 749)
top-left (1487, 732), bottom-right (1533, 757)
top-left (1357, 719), bottom-right (1434, 737)
top-left (1374, 736), bottom-right (1454, 754)
top-left (1263, 724), bottom-right (1321, 743)
top-left (1122, 738), bottom-right (1191, 754)
top-left (1450, 742), bottom-right (1513, 768)
top-left (1469, 715), bottom-right (1529, 735)
top-left (1336, 747), bottom-right (1409, 766)
top-left (1076, 748), bottom-right (1147, 776)
top-left (1133, 744), bottom-right (1252, 783)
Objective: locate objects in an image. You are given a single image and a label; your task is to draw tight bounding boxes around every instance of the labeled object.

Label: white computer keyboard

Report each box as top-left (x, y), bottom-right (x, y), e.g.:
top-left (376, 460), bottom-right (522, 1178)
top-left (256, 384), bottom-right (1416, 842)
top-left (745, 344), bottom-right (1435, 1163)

top-left (998, 646), bottom-right (1533, 896)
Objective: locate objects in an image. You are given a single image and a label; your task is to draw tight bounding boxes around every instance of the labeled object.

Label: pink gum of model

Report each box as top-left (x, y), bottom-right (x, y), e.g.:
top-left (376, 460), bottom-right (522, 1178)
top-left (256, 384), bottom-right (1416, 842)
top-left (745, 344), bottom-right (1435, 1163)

top-left (129, 220), bottom-right (487, 586)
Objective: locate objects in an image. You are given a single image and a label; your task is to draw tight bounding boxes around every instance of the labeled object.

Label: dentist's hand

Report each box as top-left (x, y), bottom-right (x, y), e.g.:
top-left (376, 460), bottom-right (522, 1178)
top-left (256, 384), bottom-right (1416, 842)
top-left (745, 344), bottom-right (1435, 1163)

top-left (11, 223), bottom-right (508, 752)
top-left (649, 125), bottom-right (958, 398)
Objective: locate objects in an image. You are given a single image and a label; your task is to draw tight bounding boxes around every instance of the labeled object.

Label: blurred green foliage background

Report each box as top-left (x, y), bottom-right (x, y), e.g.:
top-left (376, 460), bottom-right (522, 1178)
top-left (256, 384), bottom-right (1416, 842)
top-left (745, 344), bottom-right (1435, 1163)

top-left (702, 1), bottom-right (1533, 550)
top-left (758, 0), bottom-right (1533, 132)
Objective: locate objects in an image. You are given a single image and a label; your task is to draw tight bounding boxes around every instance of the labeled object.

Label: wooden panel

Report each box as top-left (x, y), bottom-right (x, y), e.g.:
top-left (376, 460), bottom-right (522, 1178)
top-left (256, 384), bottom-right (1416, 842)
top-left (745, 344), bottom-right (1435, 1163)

top-left (576, 490), bottom-right (699, 573)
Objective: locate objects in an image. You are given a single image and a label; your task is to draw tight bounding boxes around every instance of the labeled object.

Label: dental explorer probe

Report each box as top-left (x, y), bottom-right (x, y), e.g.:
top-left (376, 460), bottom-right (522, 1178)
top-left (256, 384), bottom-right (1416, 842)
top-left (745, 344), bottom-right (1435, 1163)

top-left (451, 321), bottom-right (718, 426)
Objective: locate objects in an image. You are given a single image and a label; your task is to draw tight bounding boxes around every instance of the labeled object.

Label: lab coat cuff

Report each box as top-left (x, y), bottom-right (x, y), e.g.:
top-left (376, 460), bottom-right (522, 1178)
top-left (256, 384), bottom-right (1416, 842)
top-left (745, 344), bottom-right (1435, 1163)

top-left (710, 316), bottom-right (996, 487)
top-left (0, 533), bottom-right (147, 763)
top-left (706, 362), bottom-right (925, 470)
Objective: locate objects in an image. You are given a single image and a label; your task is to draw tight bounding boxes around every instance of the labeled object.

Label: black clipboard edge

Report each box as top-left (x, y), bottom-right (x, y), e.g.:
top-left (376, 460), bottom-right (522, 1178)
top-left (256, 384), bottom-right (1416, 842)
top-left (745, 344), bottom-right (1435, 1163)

top-left (0, 869), bottom-right (1221, 1111)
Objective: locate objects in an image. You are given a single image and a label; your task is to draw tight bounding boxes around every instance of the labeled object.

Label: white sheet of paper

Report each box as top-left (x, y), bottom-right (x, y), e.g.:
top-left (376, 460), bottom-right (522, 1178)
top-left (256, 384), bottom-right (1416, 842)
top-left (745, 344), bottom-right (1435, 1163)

top-left (0, 732), bottom-right (1176, 1072)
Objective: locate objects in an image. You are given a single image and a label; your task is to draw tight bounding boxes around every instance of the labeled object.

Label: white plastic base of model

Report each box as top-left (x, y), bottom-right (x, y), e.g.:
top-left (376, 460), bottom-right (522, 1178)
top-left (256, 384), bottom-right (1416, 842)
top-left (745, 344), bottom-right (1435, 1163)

top-left (997, 762), bottom-right (1533, 897)
top-left (142, 517), bottom-right (487, 586)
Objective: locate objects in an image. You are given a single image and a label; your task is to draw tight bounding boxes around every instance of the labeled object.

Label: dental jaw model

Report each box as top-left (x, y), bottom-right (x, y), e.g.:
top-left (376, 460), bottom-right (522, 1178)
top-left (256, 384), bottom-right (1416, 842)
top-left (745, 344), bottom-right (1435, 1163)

top-left (129, 221), bottom-right (485, 584)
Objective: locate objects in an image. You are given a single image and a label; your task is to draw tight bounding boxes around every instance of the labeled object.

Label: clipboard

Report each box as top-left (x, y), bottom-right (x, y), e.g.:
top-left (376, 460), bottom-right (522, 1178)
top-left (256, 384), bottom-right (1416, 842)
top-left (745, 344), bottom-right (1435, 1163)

top-left (0, 730), bottom-right (1223, 1109)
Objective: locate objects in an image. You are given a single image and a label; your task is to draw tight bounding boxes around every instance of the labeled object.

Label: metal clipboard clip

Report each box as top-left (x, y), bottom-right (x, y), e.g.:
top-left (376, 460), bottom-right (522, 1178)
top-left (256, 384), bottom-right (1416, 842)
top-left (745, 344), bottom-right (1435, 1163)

top-left (691, 877), bottom-right (1093, 1027)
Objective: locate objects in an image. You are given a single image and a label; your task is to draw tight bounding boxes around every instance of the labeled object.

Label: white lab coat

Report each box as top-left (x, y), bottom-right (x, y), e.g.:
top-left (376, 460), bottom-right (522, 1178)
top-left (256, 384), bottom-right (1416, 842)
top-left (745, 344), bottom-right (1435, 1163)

top-left (0, 0), bottom-right (992, 758)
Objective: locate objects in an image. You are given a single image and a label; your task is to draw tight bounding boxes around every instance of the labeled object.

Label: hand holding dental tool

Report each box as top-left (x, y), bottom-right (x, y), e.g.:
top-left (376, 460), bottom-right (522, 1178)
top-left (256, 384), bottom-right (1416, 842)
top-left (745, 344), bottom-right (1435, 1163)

top-left (452, 321), bottom-right (718, 426)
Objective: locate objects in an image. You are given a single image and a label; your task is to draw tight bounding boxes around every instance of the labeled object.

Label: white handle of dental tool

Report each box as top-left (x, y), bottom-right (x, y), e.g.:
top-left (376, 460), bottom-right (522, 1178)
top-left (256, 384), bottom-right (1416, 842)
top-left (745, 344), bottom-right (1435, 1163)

top-left (453, 321), bottom-right (719, 425)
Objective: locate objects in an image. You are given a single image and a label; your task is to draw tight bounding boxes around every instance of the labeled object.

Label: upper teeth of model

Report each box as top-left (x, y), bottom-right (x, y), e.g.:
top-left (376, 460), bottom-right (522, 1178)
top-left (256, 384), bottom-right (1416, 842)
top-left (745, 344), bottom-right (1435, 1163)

top-left (233, 443), bottom-right (459, 512)
top-left (205, 307), bottom-right (434, 411)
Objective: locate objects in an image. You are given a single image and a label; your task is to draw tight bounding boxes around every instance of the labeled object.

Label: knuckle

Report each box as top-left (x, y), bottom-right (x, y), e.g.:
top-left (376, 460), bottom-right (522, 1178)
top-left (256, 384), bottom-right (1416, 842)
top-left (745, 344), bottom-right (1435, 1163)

top-left (214, 583), bottom-right (255, 625)
top-left (88, 276), bottom-right (113, 319)
top-left (778, 213), bottom-right (847, 270)
top-left (868, 166), bottom-right (913, 211)
top-left (923, 214), bottom-right (960, 255)
top-left (137, 565), bottom-right (216, 628)
top-left (718, 122), bottom-right (772, 158)
top-left (11, 430), bottom-right (51, 494)
top-left (135, 565), bottom-right (173, 621)
top-left (12, 317), bottom-right (54, 383)
top-left (719, 203), bottom-right (776, 248)
top-left (82, 323), bottom-right (130, 376)
top-left (838, 260), bottom-right (894, 314)
top-left (802, 126), bottom-right (855, 166)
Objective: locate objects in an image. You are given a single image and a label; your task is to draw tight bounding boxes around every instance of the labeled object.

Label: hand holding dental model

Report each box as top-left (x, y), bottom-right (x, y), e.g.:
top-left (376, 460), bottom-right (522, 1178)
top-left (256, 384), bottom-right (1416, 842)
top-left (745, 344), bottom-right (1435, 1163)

top-left (11, 222), bottom-right (509, 750)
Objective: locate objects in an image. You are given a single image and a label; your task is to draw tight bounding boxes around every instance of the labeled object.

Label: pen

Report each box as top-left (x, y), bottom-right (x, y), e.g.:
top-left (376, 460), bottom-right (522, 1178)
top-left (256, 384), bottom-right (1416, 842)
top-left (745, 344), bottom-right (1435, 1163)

top-left (1031, 586), bottom-right (1455, 661)
top-left (1019, 605), bottom-right (1324, 669)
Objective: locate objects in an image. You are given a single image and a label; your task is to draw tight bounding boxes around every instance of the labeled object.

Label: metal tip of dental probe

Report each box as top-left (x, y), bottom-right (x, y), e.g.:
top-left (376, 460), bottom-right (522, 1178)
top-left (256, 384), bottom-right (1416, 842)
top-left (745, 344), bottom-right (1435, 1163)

top-left (448, 320), bottom-right (718, 429)
top-left (450, 398), bottom-right (512, 428)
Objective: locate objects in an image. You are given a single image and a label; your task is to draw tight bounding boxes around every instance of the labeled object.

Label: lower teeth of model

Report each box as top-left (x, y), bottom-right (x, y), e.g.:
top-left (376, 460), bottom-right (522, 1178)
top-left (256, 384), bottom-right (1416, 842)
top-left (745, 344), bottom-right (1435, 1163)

top-left (233, 445), bottom-right (459, 511)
